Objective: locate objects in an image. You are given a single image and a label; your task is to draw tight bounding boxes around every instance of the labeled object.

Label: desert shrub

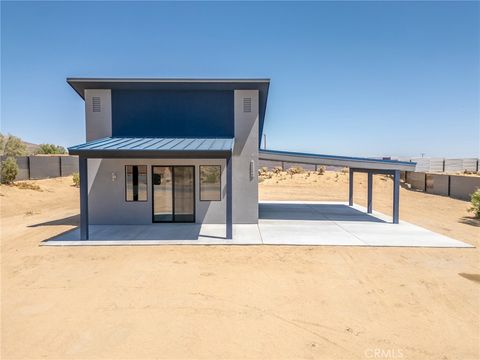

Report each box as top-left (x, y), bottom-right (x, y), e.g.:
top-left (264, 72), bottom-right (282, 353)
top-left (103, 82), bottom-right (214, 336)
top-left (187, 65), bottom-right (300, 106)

top-left (72, 172), bottom-right (80, 187)
top-left (317, 166), bottom-right (326, 175)
top-left (287, 166), bottom-right (304, 178)
top-left (272, 166), bottom-right (282, 174)
top-left (1, 157), bottom-right (18, 184)
top-left (258, 167), bottom-right (269, 176)
top-left (468, 189), bottom-right (480, 219)
top-left (15, 182), bottom-right (41, 191)
top-left (341, 167), bottom-right (349, 174)
top-left (3, 135), bottom-right (27, 157)
top-left (35, 143), bottom-right (67, 154)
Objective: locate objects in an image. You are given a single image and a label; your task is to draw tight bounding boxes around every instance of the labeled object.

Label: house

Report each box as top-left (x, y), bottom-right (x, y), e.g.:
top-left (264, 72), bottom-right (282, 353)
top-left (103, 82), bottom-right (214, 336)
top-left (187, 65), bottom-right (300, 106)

top-left (67, 78), bottom-right (415, 241)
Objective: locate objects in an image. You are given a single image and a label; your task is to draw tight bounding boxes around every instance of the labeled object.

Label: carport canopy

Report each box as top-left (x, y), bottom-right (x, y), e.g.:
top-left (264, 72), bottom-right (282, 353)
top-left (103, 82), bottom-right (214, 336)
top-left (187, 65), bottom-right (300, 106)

top-left (259, 149), bottom-right (417, 224)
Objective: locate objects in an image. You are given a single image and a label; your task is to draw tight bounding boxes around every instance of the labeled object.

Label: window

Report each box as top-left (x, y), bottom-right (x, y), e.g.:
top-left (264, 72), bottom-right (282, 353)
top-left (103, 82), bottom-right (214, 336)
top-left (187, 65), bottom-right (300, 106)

top-left (200, 165), bottom-right (221, 201)
top-left (125, 165), bottom-right (147, 201)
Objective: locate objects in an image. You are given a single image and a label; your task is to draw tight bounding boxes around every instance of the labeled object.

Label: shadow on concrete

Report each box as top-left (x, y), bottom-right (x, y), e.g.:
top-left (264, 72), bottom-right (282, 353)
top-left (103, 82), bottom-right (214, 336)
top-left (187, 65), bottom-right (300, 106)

top-left (40, 227), bottom-right (79, 243)
top-left (29, 214), bottom-right (79, 227)
top-left (259, 203), bottom-right (385, 223)
top-left (42, 223), bottom-right (232, 242)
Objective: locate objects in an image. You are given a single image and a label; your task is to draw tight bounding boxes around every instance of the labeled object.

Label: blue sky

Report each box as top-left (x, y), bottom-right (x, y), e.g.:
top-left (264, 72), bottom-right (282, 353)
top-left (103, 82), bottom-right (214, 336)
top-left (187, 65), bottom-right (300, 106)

top-left (1, 1), bottom-right (479, 158)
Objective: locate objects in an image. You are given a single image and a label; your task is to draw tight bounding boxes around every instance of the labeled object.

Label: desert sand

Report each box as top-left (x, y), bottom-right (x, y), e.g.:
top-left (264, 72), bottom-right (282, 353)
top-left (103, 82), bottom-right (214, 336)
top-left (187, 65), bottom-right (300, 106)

top-left (1, 173), bottom-right (479, 360)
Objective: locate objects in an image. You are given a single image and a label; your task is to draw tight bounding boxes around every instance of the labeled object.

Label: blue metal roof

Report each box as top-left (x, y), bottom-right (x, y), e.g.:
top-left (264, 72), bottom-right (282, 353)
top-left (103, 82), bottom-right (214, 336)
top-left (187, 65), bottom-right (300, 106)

top-left (259, 149), bottom-right (416, 172)
top-left (68, 137), bottom-right (234, 158)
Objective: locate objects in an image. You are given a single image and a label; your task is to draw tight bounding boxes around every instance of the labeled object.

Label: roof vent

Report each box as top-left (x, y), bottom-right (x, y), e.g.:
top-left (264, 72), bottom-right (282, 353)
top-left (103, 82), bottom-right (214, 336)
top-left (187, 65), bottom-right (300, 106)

top-left (243, 97), bottom-right (252, 113)
top-left (92, 96), bottom-right (101, 112)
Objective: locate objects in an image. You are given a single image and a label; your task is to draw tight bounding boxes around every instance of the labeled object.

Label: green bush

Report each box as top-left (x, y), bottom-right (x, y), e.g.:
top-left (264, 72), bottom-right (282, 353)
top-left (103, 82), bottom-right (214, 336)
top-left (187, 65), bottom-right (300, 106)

top-left (3, 135), bottom-right (27, 157)
top-left (1, 157), bottom-right (19, 184)
top-left (468, 189), bottom-right (480, 219)
top-left (72, 172), bottom-right (80, 187)
top-left (35, 143), bottom-right (67, 154)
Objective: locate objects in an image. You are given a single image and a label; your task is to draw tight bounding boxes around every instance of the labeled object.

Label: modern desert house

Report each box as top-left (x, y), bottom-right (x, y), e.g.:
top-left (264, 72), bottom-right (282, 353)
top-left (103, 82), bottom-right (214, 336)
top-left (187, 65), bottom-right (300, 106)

top-left (67, 78), bottom-right (415, 240)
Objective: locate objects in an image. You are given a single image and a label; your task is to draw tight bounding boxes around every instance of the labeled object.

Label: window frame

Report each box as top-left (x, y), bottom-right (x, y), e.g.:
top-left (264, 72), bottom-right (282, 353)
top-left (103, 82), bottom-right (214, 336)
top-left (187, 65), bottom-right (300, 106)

top-left (199, 165), bottom-right (222, 202)
top-left (125, 165), bottom-right (148, 202)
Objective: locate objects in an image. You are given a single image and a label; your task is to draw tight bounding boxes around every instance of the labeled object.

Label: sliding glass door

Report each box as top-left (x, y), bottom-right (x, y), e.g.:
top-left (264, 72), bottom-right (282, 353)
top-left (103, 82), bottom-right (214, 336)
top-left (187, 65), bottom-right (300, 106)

top-left (152, 166), bottom-right (195, 222)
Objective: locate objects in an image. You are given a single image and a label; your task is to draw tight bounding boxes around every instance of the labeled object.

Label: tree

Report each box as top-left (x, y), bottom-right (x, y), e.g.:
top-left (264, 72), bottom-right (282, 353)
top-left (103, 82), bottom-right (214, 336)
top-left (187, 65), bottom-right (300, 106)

top-left (36, 143), bottom-right (67, 154)
top-left (1, 157), bottom-right (19, 184)
top-left (3, 135), bottom-right (27, 157)
top-left (0, 133), bottom-right (5, 155)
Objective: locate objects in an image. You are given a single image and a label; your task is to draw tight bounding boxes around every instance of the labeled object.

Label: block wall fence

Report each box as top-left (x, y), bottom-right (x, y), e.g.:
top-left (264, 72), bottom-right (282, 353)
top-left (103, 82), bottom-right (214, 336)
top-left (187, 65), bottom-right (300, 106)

top-left (0, 156), bottom-right (79, 181)
top-left (404, 172), bottom-right (479, 201)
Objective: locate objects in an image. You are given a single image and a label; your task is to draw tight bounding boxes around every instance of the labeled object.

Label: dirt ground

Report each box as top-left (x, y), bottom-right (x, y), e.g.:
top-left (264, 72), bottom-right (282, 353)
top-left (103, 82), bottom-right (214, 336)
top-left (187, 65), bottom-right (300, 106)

top-left (1, 174), bottom-right (479, 360)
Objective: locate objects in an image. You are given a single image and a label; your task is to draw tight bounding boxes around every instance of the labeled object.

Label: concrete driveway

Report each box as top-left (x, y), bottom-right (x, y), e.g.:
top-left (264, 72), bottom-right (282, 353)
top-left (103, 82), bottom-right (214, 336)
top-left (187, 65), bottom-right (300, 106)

top-left (45, 201), bottom-right (472, 248)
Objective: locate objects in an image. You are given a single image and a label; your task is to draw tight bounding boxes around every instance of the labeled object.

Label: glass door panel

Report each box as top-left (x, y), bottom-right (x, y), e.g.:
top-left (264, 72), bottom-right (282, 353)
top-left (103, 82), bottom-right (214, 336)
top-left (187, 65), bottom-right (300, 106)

top-left (152, 166), bottom-right (173, 222)
top-left (173, 166), bottom-right (195, 222)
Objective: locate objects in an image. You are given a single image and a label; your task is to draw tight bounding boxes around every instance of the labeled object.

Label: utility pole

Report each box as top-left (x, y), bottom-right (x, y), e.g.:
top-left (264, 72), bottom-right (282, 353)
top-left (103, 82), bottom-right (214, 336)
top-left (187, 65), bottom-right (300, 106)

top-left (263, 134), bottom-right (267, 150)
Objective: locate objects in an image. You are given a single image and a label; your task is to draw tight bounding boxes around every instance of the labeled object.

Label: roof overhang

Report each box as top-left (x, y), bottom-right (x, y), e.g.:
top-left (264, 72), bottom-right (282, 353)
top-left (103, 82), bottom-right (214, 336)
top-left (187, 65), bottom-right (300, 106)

top-left (259, 149), bottom-right (416, 172)
top-left (68, 137), bottom-right (234, 159)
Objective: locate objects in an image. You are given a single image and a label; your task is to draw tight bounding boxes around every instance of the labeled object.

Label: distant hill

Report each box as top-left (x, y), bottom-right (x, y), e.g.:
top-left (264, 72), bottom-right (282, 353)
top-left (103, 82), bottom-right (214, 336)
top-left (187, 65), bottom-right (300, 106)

top-left (24, 141), bottom-right (40, 155)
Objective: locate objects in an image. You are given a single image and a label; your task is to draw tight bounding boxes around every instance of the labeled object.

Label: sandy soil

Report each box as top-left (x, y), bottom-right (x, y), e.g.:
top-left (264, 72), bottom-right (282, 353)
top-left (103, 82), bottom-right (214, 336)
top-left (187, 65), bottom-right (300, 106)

top-left (1, 175), bottom-right (479, 360)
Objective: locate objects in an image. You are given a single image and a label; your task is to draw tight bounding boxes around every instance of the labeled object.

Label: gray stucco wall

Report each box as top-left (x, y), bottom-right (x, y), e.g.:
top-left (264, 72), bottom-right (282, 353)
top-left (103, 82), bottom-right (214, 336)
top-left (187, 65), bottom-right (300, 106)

top-left (233, 90), bottom-right (259, 224)
top-left (60, 156), bottom-right (79, 176)
top-left (88, 158), bottom-right (226, 225)
top-left (85, 89), bottom-right (112, 141)
top-left (449, 175), bottom-right (480, 201)
top-left (15, 157), bottom-right (30, 180)
top-left (29, 156), bottom-right (61, 179)
top-left (83, 87), bottom-right (261, 225)
top-left (406, 171), bottom-right (426, 191)
top-left (426, 174), bottom-right (449, 196)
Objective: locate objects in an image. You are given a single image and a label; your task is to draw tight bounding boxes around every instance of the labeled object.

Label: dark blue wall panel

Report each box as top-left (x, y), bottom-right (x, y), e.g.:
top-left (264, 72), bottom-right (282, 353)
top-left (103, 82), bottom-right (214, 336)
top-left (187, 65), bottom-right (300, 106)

top-left (112, 90), bottom-right (234, 138)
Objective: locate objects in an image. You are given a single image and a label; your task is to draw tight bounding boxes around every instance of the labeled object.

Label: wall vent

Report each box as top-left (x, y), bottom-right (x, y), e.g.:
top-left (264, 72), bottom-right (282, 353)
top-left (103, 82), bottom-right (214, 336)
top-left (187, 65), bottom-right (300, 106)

top-left (92, 96), bottom-right (101, 112)
top-left (243, 97), bottom-right (252, 113)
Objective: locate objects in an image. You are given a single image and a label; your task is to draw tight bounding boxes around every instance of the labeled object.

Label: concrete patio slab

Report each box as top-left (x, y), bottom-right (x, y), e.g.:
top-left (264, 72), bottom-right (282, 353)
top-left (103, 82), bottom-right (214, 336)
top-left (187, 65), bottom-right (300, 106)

top-left (45, 223), bottom-right (263, 245)
top-left (43, 201), bottom-right (473, 248)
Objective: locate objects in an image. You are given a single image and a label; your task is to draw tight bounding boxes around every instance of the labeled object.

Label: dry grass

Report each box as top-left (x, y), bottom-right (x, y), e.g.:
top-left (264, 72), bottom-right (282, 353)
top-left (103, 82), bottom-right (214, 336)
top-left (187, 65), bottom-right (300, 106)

top-left (13, 181), bottom-right (42, 191)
